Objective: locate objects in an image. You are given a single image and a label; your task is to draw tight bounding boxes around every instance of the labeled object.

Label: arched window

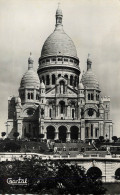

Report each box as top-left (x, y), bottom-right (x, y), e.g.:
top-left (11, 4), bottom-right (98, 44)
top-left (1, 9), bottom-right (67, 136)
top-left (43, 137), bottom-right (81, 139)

top-left (46, 75), bottom-right (50, 85)
top-left (96, 94), bottom-right (98, 101)
top-left (28, 93), bottom-right (30, 99)
top-left (91, 124), bottom-right (93, 137)
top-left (31, 93), bottom-right (33, 99)
top-left (59, 101), bottom-right (65, 114)
top-left (24, 127), bottom-right (26, 136)
top-left (70, 59), bottom-right (73, 63)
top-left (74, 76), bottom-right (77, 87)
top-left (64, 58), bottom-right (68, 62)
top-left (64, 74), bottom-right (68, 79)
top-left (95, 128), bottom-right (98, 137)
top-left (46, 58), bottom-right (50, 62)
top-left (58, 57), bottom-right (62, 61)
top-left (49, 109), bottom-right (52, 118)
top-left (36, 94), bottom-right (39, 100)
top-left (42, 76), bottom-right (45, 83)
top-left (29, 124), bottom-right (31, 133)
top-left (86, 127), bottom-right (89, 138)
top-left (72, 109), bottom-right (75, 118)
top-left (88, 94), bottom-right (90, 100)
top-left (60, 81), bottom-right (65, 94)
top-left (52, 74), bottom-right (55, 85)
top-left (91, 94), bottom-right (94, 100)
top-left (70, 75), bottom-right (73, 86)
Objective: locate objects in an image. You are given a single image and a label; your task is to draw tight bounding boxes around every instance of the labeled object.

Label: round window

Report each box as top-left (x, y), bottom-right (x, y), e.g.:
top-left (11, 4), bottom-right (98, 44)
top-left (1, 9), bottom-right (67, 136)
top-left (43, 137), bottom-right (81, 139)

top-left (27, 109), bottom-right (34, 116)
top-left (88, 109), bottom-right (94, 116)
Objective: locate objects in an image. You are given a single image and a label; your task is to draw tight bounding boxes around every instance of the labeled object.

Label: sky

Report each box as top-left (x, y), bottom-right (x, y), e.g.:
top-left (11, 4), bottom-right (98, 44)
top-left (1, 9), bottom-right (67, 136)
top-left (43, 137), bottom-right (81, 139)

top-left (0, 0), bottom-right (120, 136)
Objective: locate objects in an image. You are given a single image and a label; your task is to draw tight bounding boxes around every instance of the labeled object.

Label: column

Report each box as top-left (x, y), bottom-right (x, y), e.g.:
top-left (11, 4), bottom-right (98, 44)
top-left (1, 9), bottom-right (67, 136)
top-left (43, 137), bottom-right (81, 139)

top-left (56, 105), bottom-right (58, 117)
top-left (44, 131), bottom-right (47, 139)
top-left (81, 119), bottom-right (85, 140)
top-left (34, 88), bottom-right (36, 101)
top-left (78, 128), bottom-right (81, 140)
top-left (55, 131), bottom-right (58, 140)
top-left (53, 105), bottom-right (55, 118)
top-left (67, 106), bottom-right (70, 118)
top-left (17, 120), bottom-right (22, 138)
top-left (25, 88), bottom-right (27, 102)
top-left (65, 105), bottom-right (67, 117)
top-left (94, 90), bottom-right (96, 101)
top-left (66, 130), bottom-right (70, 141)
top-left (89, 124), bottom-right (91, 139)
top-left (49, 74), bottom-right (51, 85)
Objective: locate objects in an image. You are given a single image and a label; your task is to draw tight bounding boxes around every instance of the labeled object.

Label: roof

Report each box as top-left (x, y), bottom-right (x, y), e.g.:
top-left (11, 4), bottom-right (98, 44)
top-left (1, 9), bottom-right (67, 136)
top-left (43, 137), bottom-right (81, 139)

top-left (40, 7), bottom-right (77, 59)
top-left (20, 69), bottom-right (40, 89)
top-left (81, 69), bottom-right (99, 89)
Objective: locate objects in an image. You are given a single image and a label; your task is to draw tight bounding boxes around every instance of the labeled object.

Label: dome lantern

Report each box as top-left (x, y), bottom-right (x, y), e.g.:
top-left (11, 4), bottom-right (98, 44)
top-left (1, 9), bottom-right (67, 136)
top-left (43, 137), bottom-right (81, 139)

top-left (87, 53), bottom-right (92, 71)
top-left (28, 52), bottom-right (34, 70)
top-left (55, 3), bottom-right (63, 28)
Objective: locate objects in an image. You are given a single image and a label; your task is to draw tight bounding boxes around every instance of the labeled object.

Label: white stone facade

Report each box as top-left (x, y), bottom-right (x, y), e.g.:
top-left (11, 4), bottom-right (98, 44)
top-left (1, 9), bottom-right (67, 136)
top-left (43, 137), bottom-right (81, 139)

top-left (6, 7), bottom-right (113, 141)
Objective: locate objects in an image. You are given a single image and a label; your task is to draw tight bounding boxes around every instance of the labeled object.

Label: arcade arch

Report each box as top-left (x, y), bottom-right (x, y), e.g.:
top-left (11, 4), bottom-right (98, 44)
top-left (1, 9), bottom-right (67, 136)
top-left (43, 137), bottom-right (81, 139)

top-left (47, 126), bottom-right (55, 139)
top-left (70, 126), bottom-right (79, 140)
top-left (58, 126), bottom-right (67, 142)
top-left (115, 168), bottom-right (120, 180)
top-left (87, 167), bottom-right (102, 179)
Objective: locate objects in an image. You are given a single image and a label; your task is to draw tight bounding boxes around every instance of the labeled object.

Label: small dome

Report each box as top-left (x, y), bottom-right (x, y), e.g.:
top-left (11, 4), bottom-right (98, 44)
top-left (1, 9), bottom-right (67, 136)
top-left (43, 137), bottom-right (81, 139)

top-left (78, 81), bottom-right (84, 89)
top-left (81, 69), bottom-right (99, 89)
top-left (20, 69), bottom-right (40, 88)
top-left (40, 80), bottom-right (45, 89)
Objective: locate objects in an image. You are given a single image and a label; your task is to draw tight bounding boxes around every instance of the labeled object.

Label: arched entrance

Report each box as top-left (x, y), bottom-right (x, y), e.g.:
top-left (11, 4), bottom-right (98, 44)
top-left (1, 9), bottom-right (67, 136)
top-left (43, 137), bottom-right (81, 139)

top-left (70, 126), bottom-right (79, 140)
top-left (47, 126), bottom-right (55, 139)
top-left (59, 126), bottom-right (67, 142)
top-left (115, 168), bottom-right (120, 180)
top-left (87, 167), bottom-right (102, 179)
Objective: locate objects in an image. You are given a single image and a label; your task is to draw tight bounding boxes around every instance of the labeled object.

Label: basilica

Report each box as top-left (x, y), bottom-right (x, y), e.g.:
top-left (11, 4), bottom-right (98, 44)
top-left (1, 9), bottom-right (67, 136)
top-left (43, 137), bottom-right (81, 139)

top-left (6, 6), bottom-right (113, 141)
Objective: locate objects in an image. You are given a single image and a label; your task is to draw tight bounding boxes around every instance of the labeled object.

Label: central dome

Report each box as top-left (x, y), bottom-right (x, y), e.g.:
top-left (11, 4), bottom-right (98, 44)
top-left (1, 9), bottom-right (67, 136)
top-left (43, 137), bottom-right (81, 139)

top-left (40, 7), bottom-right (77, 59)
top-left (41, 28), bottom-right (77, 59)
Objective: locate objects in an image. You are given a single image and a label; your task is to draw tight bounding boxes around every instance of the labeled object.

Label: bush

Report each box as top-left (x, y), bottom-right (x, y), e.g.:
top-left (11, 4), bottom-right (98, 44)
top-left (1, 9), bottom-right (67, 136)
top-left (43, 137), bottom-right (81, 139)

top-left (4, 142), bottom-right (21, 152)
top-left (0, 157), bottom-right (106, 194)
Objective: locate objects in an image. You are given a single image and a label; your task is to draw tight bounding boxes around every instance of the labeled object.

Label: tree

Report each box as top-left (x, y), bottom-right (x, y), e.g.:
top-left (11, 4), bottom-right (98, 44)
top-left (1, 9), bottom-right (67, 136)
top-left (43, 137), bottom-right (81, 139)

top-left (25, 133), bottom-right (31, 140)
top-left (4, 142), bottom-right (21, 152)
top-left (38, 134), bottom-right (44, 141)
top-left (1, 132), bottom-right (6, 139)
top-left (99, 136), bottom-right (104, 142)
top-left (57, 161), bottom-right (106, 194)
top-left (13, 132), bottom-right (19, 141)
top-left (112, 136), bottom-right (118, 143)
top-left (0, 157), bottom-right (106, 194)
